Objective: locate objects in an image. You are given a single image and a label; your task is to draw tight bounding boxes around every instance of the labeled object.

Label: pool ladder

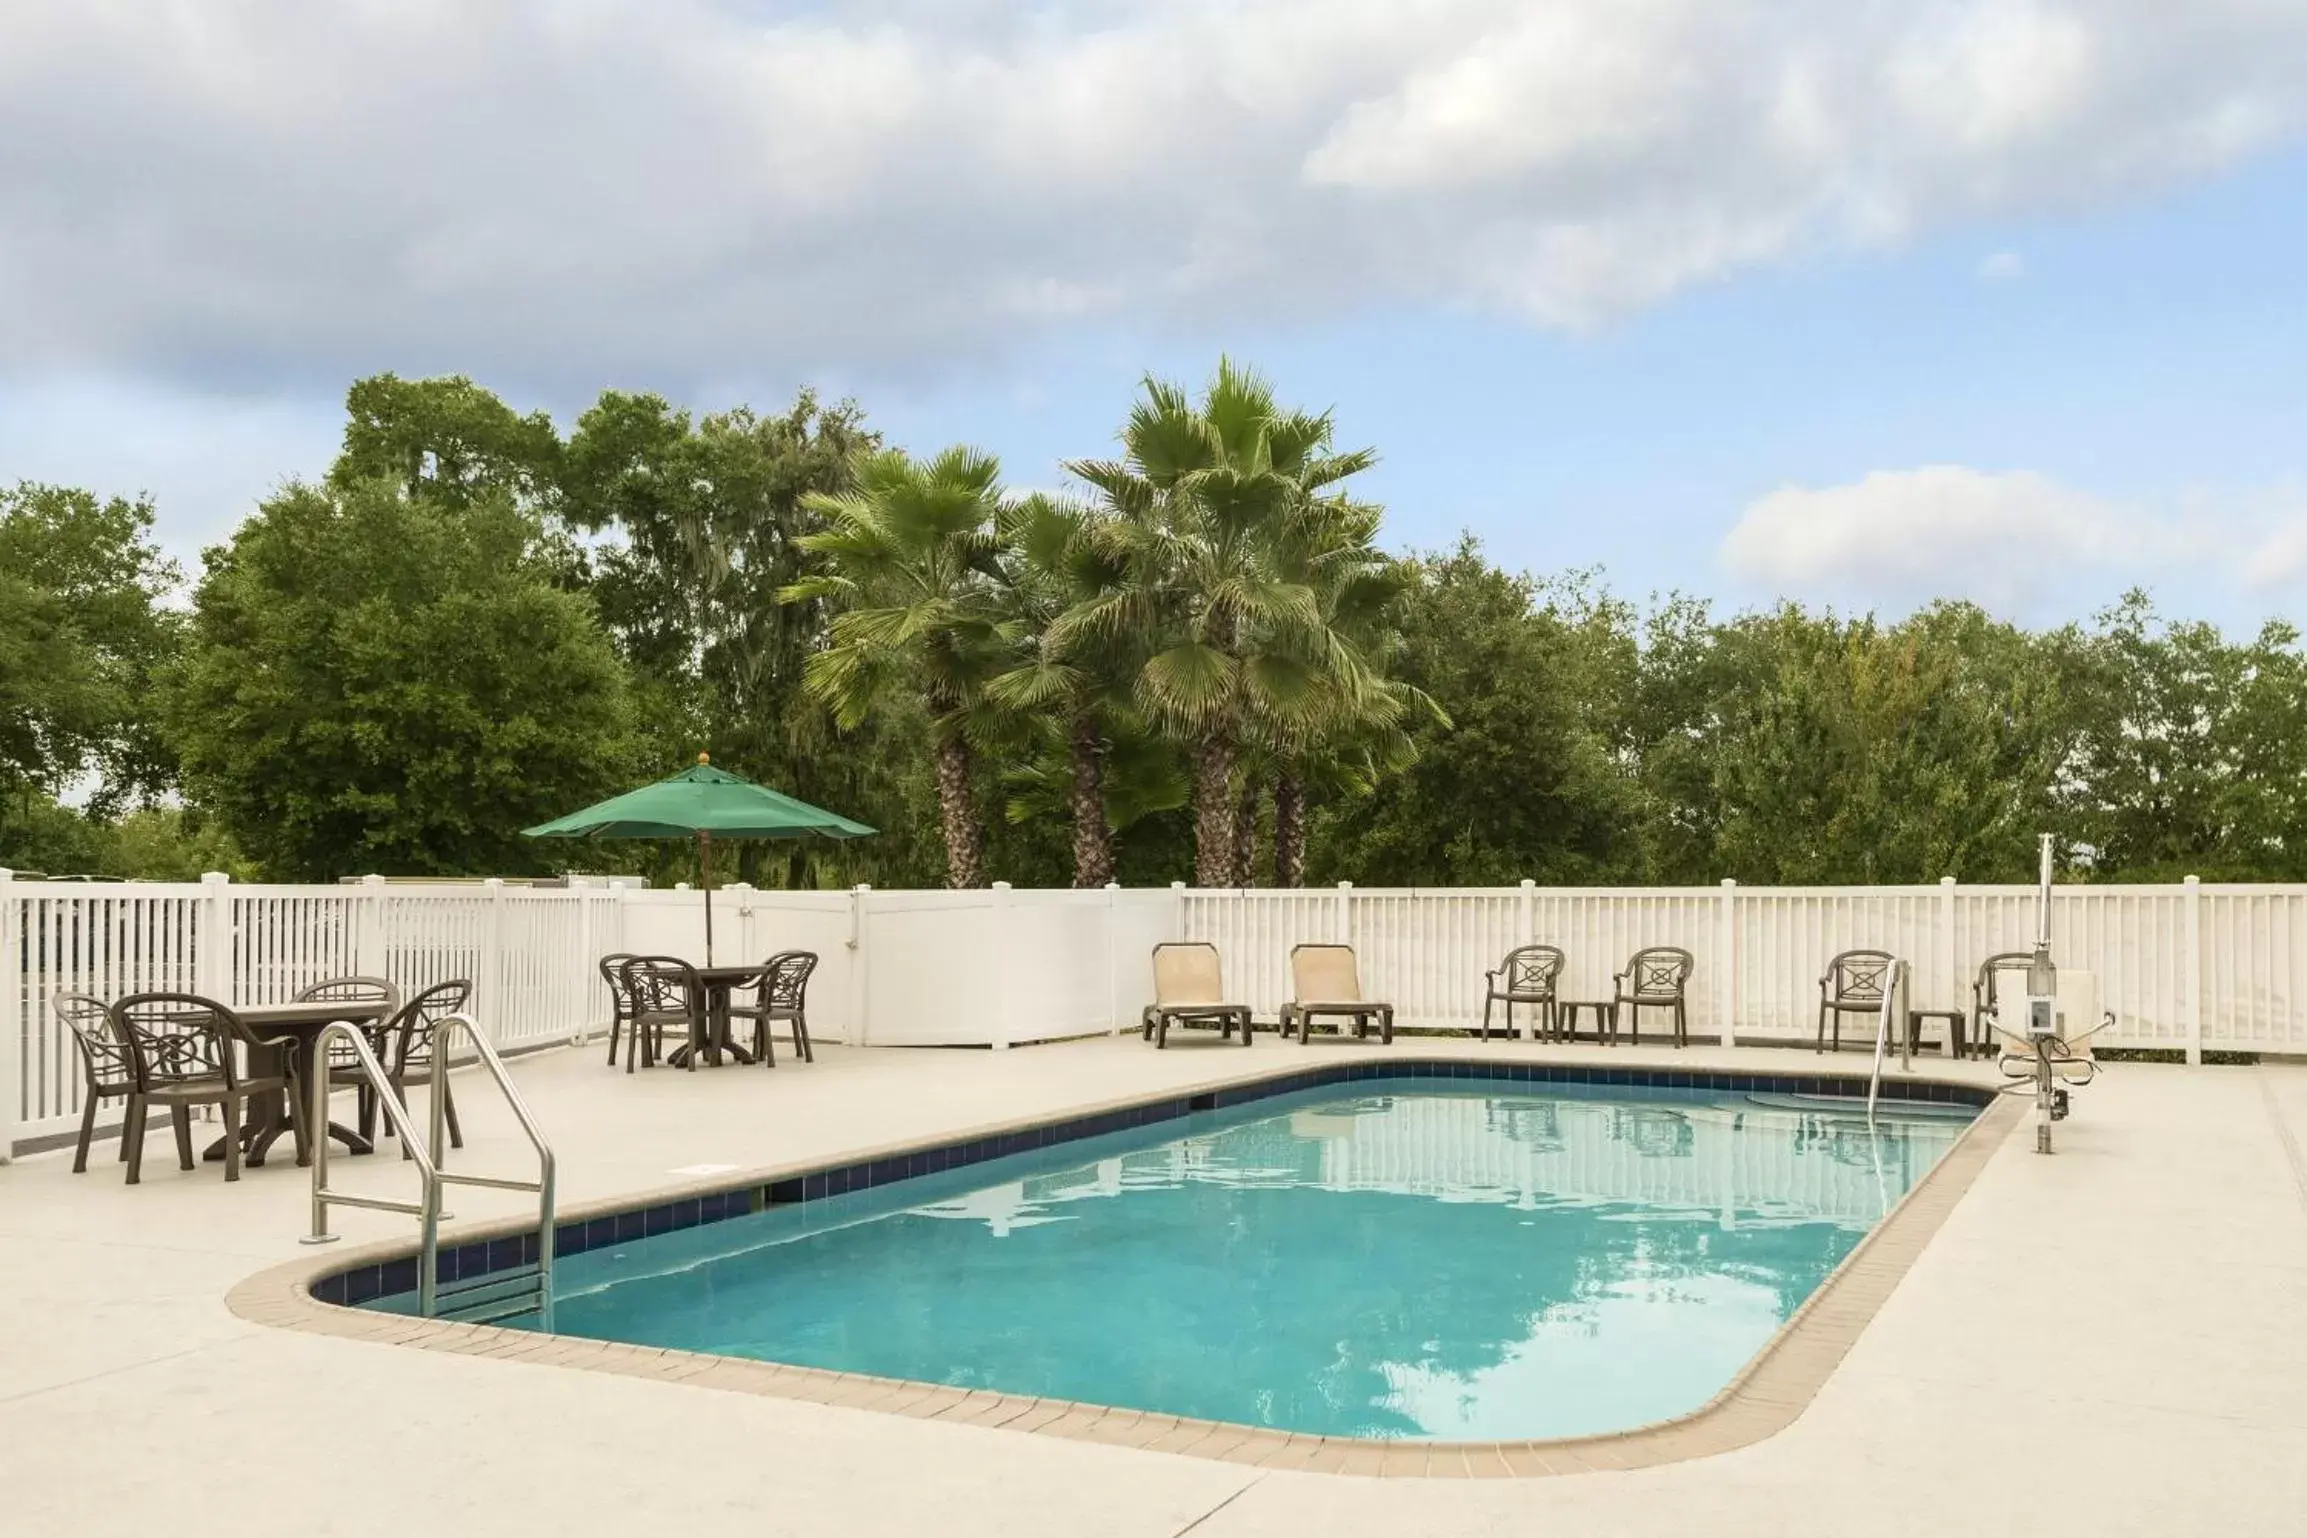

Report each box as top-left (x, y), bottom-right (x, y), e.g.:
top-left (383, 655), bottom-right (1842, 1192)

top-left (302, 1014), bottom-right (557, 1331)
top-left (1866, 959), bottom-right (1913, 1118)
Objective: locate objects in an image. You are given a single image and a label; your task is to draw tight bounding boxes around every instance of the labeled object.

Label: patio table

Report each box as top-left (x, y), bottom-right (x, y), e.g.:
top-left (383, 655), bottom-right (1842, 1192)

top-left (667, 965), bottom-right (770, 1068)
top-left (199, 1000), bottom-right (393, 1166)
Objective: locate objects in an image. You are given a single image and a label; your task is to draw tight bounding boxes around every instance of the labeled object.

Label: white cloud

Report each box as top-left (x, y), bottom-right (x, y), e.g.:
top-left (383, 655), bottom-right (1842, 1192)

top-left (1723, 469), bottom-right (2307, 618)
top-left (0, 1), bottom-right (2303, 388)
top-left (1722, 466), bottom-right (2177, 614)
top-left (1977, 250), bottom-right (2028, 282)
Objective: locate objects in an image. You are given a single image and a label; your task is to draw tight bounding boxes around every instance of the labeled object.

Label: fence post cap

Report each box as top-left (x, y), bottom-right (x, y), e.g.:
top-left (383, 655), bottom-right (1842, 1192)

top-left (1519, 878), bottom-right (1535, 890)
top-left (1104, 881), bottom-right (1120, 891)
top-left (484, 876), bottom-right (505, 890)
top-left (1336, 880), bottom-right (1353, 891)
top-left (362, 872), bottom-right (386, 887)
top-left (852, 882), bottom-right (873, 893)
top-left (201, 870), bottom-right (231, 885)
top-left (1720, 876), bottom-right (1737, 889)
top-left (1940, 874), bottom-right (1957, 887)
top-left (991, 880), bottom-right (1013, 891)
top-left (2184, 874), bottom-right (2201, 887)
top-left (1170, 880), bottom-right (1187, 891)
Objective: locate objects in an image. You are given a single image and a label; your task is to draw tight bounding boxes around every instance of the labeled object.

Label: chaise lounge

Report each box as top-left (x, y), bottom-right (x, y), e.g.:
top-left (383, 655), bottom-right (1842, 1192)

top-left (1141, 942), bottom-right (1254, 1048)
top-left (1282, 943), bottom-right (1395, 1046)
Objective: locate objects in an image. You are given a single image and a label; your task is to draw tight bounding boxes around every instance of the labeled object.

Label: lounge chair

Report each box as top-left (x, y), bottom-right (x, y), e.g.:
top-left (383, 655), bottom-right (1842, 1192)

top-left (1141, 942), bottom-right (1253, 1048)
top-left (1282, 944), bottom-right (1395, 1046)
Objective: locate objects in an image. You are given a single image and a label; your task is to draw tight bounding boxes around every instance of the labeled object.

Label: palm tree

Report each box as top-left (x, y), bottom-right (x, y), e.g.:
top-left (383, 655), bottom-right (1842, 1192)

top-left (1059, 360), bottom-right (1377, 886)
top-left (781, 446), bottom-right (1014, 888)
top-left (984, 493), bottom-right (1140, 886)
top-left (1254, 498), bottom-right (1440, 886)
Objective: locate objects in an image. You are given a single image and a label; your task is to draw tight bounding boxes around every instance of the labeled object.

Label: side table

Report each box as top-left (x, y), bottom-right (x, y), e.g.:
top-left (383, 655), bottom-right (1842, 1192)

top-left (1905, 1008), bottom-right (1968, 1058)
top-left (1555, 1000), bottom-right (1618, 1045)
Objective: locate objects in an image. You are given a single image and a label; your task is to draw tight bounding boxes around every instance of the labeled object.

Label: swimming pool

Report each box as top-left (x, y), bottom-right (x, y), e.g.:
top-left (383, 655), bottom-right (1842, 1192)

top-left (410, 1076), bottom-right (1975, 1442)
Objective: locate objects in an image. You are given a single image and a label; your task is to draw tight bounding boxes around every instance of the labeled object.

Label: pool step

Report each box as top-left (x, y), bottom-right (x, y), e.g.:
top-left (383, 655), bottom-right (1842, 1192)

top-left (433, 1262), bottom-right (547, 1327)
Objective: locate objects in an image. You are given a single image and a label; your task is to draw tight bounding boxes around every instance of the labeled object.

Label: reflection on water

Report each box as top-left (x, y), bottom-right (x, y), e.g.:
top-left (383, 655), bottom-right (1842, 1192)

top-left (546, 1086), bottom-right (1969, 1441)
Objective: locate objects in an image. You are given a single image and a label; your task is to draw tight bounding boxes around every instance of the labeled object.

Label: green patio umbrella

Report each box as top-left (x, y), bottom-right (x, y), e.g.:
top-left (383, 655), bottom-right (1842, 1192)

top-left (523, 755), bottom-right (874, 962)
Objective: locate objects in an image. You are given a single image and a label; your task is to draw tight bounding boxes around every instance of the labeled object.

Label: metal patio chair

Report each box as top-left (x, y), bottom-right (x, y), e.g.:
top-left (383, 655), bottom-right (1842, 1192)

top-left (619, 956), bottom-right (705, 1072)
top-left (111, 992), bottom-right (296, 1184)
top-left (1817, 949), bottom-right (1899, 1053)
top-left (598, 951), bottom-right (639, 1067)
top-left (726, 951), bottom-right (820, 1065)
top-left (56, 991), bottom-right (137, 1173)
top-left (1613, 946), bottom-right (1695, 1047)
top-left (348, 979), bottom-right (474, 1157)
top-left (1971, 951), bottom-right (2037, 1060)
top-left (297, 975), bottom-right (403, 1135)
top-left (1482, 944), bottom-right (1565, 1041)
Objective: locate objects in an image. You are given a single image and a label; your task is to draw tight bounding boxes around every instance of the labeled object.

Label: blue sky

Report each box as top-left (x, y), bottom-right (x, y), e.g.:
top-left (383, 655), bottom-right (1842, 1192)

top-left (853, 147), bottom-right (2307, 628)
top-left (4, 3), bottom-right (2304, 631)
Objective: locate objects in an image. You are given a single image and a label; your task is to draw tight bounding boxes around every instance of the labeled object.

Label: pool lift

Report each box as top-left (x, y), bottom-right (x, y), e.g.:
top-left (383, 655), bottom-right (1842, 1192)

top-left (1989, 835), bottom-right (2111, 1154)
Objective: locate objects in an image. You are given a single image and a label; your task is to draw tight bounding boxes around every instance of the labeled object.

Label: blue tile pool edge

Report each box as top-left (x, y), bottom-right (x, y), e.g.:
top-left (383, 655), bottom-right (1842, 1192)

top-left (307, 1057), bottom-right (1995, 1309)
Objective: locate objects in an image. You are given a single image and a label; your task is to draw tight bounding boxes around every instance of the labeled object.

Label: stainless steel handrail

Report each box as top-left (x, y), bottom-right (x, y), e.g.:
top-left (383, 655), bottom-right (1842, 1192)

top-left (1866, 958), bottom-right (1911, 1119)
top-left (430, 1013), bottom-right (557, 1330)
top-left (301, 1022), bottom-right (445, 1314)
top-left (300, 1012), bottom-right (556, 1331)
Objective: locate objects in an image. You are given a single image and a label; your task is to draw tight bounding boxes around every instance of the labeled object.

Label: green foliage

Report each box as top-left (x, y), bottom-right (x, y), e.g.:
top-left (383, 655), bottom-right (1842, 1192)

top-left (1060, 358), bottom-right (1403, 885)
top-left (560, 388), bottom-right (904, 887)
top-left (786, 446), bottom-right (1020, 887)
top-left (0, 483), bottom-right (183, 820)
top-left (167, 478), bottom-right (637, 880)
top-left (1674, 602), bottom-right (2072, 884)
top-left (332, 374), bottom-right (564, 509)
top-left (2059, 594), bottom-right (2307, 880)
top-left (0, 799), bottom-right (254, 882)
top-left (1308, 542), bottom-right (1633, 885)
top-left (20, 368), bottom-right (2307, 894)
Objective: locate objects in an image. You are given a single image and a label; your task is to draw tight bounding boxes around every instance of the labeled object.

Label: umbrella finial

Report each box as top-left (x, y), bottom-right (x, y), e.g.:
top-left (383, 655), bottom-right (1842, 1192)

top-left (698, 751), bottom-right (710, 765)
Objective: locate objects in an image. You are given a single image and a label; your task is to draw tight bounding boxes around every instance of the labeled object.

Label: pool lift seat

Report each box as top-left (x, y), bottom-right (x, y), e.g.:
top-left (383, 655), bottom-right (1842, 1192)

top-left (1989, 835), bottom-right (2108, 1154)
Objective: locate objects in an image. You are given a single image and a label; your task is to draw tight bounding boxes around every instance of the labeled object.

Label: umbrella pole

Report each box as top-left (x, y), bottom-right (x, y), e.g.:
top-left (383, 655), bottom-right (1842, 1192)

top-left (700, 830), bottom-right (714, 966)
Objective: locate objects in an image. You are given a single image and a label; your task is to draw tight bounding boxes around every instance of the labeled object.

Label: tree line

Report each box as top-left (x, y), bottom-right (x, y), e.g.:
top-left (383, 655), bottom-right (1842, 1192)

top-left (5, 364), bottom-right (2304, 889)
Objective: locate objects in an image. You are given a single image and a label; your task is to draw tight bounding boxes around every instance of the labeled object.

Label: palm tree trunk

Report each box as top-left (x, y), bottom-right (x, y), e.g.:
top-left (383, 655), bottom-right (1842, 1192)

top-left (1068, 708), bottom-right (1114, 888)
top-left (933, 734), bottom-right (986, 889)
top-left (1232, 777), bottom-right (1260, 888)
top-left (1273, 769), bottom-right (1306, 888)
top-left (1191, 730), bottom-right (1235, 888)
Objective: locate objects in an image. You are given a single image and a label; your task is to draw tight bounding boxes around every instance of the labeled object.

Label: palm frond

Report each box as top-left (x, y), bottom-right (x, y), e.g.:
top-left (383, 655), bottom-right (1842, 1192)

top-left (1137, 643), bottom-right (1238, 729)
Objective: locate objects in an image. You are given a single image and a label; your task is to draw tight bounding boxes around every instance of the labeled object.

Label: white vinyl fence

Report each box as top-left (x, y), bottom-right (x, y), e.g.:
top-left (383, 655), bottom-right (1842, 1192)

top-left (7, 870), bottom-right (2304, 1157)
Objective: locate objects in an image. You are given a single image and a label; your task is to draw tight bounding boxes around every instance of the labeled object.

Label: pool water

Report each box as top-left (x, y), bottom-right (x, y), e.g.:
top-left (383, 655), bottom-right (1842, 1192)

top-left (483, 1081), bottom-right (1971, 1440)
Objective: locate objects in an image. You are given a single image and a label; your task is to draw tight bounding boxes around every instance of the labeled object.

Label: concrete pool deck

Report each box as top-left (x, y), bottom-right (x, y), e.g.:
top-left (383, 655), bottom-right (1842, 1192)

top-left (3, 1033), bottom-right (2305, 1536)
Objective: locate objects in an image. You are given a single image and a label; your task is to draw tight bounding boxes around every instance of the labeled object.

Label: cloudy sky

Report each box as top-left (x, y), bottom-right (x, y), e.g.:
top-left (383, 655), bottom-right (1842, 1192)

top-left (4, 1), bottom-right (2305, 627)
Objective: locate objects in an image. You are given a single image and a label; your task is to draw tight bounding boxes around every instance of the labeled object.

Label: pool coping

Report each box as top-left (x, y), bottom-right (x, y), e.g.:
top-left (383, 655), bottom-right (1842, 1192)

top-left (224, 1053), bottom-right (2022, 1478)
